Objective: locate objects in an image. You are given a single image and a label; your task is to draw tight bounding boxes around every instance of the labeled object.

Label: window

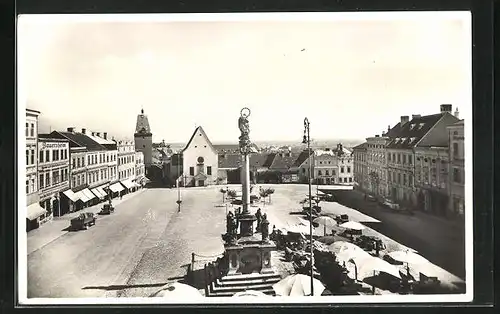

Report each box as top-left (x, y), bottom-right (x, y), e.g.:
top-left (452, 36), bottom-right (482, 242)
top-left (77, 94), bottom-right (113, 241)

top-left (44, 150), bottom-right (49, 162)
top-left (347, 167), bottom-right (351, 173)
top-left (388, 153), bottom-right (391, 161)
top-left (409, 155), bottom-right (413, 164)
top-left (26, 150), bottom-right (29, 165)
top-left (453, 168), bottom-right (461, 183)
top-left (341, 167), bottom-right (344, 173)
top-left (77, 175), bottom-right (81, 186)
top-left (332, 170), bottom-right (336, 176)
top-left (403, 155), bottom-right (407, 164)
top-left (39, 174), bottom-right (44, 189)
top-left (453, 143), bottom-right (459, 157)
top-left (39, 151), bottom-right (44, 163)
top-left (397, 154), bottom-right (401, 163)
top-left (30, 123), bottom-right (35, 137)
top-left (88, 156), bottom-right (91, 165)
top-left (318, 170), bottom-right (322, 176)
top-left (25, 123), bottom-right (29, 137)
top-left (77, 158), bottom-right (81, 168)
top-left (53, 170), bottom-right (59, 184)
top-left (26, 180), bottom-right (29, 193)
top-left (409, 174), bottom-right (413, 186)
top-left (60, 169), bottom-right (64, 182)
top-left (64, 169), bottom-right (68, 181)
top-left (72, 176), bottom-right (76, 187)
top-left (72, 158), bottom-right (76, 169)
top-left (349, 177), bottom-right (353, 182)
top-left (29, 149), bottom-right (34, 164)
top-left (325, 170), bottom-right (329, 176)
top-left (403, 174), bottom-right (407, 186)
top-left (107, 155), bottom-right (109, 162)
top-left (207, 166), bottom-right (212, 175)
top-left (189, 167), bottom-right (194, 176)
top-left (397, 173), bottom-right (401, 184)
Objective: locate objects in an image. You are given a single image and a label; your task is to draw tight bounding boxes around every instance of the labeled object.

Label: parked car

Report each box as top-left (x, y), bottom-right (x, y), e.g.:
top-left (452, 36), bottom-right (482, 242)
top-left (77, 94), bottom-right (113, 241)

top-left (100, 203), bottom-right (115, 215)
top-left (381, 199), bottom-right (400, 210)
top-left (70, 212), bottom-right (96, 230)
top-left (366, 194), bottom-right (377, 202)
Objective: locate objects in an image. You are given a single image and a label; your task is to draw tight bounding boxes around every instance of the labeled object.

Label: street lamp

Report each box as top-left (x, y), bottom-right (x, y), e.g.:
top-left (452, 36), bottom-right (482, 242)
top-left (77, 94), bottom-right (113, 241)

top-left (176, 155), bottom-right (182, 212)
top-left (302, 117), bottom-right (314, 296)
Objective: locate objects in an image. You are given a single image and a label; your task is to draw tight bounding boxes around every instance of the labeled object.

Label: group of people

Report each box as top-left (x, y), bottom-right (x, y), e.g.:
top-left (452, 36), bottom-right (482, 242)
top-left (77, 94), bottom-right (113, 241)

top-left (224, 207), bottom-right (271, 242)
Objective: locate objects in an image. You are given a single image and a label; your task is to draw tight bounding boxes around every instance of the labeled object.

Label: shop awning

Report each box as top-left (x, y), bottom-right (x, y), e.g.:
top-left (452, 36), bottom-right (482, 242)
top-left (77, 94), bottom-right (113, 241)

top-left (109, 182), bottom-right (124, 193)
top-left (120, 179), bottom-right (135, 190)
top-left (27, 203), bottom-right (47, 220)
top-left (97, 186), bottom-right (108, 197)
top-left (82, 188), bottom-right (97, 201)
top-left (75, 190), bottom-right (90, 203)
top-left (91, 188), bottom-right (105, 199)
top-left (63, 189), bottom-right (80, 203)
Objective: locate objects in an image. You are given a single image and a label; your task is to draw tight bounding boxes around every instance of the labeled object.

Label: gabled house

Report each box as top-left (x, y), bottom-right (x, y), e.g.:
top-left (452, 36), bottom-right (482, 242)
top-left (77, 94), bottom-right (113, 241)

top-left (288, 148), bottom-right (315, 183)
top-left (180, 126), bottom-right (218, 187)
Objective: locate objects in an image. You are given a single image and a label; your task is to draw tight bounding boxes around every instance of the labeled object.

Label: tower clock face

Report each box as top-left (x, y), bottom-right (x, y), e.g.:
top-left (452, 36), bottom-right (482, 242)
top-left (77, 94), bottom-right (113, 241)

top-left (197, 157), bottom-right (204, 163)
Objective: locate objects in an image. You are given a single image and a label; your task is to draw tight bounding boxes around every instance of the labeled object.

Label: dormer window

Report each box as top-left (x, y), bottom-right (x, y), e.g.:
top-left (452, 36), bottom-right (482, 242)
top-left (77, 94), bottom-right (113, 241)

top-left (410, 124), bottom-right (416, 130)
top-left (418, 123), bottom-right (425, 129)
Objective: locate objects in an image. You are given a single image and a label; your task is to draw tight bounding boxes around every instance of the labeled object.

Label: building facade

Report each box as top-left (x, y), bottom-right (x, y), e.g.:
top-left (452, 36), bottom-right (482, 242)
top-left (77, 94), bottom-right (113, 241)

top-left (385, 105), bottom-right (460, 212)
top-left (314, 150), bottom-right (339, 185)
top-left (117, 140), bottom-right (136, 181)
top-left (26, 108), bottom-right (47, 231)
top-left (365, 136), bottom-right (390, 196)
top-left (352, 142), bottom-right (368, 190)
top-left (134, 109), bottom-right (153, 169)
top-left (180, 126), bottom-right (218, 187)
top-left (414, 146), bottom-right (449, 215)
top-left (37, 136), bottom-right (70, 217)
top-left (447, 120), bottom-right (465, 217)
top-left (135, 151), bottom-right (146, 185)
top-left (26, 109), bottom-right (40, 204)
top-left (334, 144), bottom-right (354, 185)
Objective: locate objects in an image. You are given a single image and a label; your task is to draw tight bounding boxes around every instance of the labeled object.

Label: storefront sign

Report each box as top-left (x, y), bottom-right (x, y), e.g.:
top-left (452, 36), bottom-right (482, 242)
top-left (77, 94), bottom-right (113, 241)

top-left (41, 142), bottom-right (67, 149)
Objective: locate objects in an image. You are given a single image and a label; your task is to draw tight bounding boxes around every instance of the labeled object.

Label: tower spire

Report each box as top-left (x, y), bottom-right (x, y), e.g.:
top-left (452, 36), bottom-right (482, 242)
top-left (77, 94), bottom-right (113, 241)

top-left (141, 107), bottom-right (144, 115)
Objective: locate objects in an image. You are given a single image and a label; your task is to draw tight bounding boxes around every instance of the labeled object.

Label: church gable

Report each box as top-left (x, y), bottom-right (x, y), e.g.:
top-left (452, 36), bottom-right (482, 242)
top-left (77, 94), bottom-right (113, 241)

top-left (182, 126), bottom-right (217, 154)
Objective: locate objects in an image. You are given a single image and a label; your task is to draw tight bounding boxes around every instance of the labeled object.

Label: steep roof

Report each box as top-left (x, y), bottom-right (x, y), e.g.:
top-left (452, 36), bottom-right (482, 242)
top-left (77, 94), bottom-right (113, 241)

top-left (385, 123), bottom-right (402, 138)
top-left (182, 126), bottom-right (217, 154)
top-left (269, 153), bottom-right (299, 170)
top-left (386, 113), bottom-right (451, 149)
top-left (48, 131), bottom-right (105, 150)
top-left (352, 142), bottom-right (368, 151)
top-left (218, 153), bottom-right (270, 169)
top-left (292, 149), bottom-right (314, 167)
top-left (262, 153), bottom-right (277, 168)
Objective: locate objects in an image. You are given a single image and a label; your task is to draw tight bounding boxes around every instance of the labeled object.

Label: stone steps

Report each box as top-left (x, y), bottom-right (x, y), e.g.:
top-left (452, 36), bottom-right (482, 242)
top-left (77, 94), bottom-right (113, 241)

top-left (207, 273), bottom-right (281, 297)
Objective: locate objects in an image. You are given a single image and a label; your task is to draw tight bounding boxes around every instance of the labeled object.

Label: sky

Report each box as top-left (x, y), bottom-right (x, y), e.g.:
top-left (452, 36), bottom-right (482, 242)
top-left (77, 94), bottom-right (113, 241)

top-left (18, 13), bottom-right (472, 144)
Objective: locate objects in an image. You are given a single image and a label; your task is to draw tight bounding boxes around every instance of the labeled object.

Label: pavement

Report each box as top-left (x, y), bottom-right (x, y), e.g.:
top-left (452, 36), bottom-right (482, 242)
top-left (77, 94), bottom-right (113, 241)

top-left (26, 184), bottom-right (466, 298)
top-left (27, 189), bottom-right (146, 255)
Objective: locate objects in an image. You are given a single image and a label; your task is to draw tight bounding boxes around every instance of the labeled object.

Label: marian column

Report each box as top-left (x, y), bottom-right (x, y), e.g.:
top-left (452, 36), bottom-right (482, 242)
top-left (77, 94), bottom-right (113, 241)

top-left (237, 108), bottom-right (256, 236)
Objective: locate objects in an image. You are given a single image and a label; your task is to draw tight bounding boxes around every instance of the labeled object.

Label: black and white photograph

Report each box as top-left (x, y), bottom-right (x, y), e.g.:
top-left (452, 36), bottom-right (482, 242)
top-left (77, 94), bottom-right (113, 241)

top-left (17, 12), bottom-right (473, 304)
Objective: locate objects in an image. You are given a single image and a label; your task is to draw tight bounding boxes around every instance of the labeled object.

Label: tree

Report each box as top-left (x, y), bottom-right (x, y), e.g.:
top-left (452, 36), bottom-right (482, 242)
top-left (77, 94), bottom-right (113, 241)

top-left (259, 190), bottom-right (268, 205)
top-left (264, 188), bottom-right (275, 204)
top-left (369, 171), bottom-right (380, 196)
top-left (220, 188), bottom-right (227, 203)
top-left (227, 189), bottom-right (237, 199)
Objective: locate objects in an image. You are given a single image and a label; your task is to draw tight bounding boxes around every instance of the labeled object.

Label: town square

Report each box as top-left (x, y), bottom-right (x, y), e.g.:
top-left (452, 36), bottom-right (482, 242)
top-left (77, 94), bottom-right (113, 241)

top-left (19, 12), bottom-right (471, 302)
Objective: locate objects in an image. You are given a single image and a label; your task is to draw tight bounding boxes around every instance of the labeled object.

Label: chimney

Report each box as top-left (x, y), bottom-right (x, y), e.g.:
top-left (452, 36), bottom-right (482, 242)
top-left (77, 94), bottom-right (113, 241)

top-left (91, 132), bottom-right (95, 136)
top-left (103, 132), bottom-right (108, 139)
top-left (96, 132), bottom-right (101, 137)
top-left (454, 108), bottom-right (460, 118)
top-left (382, 132), bottom-right (386, 136)
top-left (440, 104), bottom-right (452, 114)
top-left (67, 127), bottom-right (74, 132)
top-left (412, 114), bottom-right (421, 119)
top-left (400, 116), bottom-right (410, 125)
top-left (81, 128), bottom-right (87, 134)
top-left (375, 135), bottom-right (380, 137)
top-left (387, 125), bottom-right (391, 132)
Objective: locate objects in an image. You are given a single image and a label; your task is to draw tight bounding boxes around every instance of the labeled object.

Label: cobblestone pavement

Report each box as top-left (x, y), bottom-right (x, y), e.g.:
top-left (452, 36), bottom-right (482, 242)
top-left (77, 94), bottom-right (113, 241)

top-left (26, 184), bottom-right (466, 299)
